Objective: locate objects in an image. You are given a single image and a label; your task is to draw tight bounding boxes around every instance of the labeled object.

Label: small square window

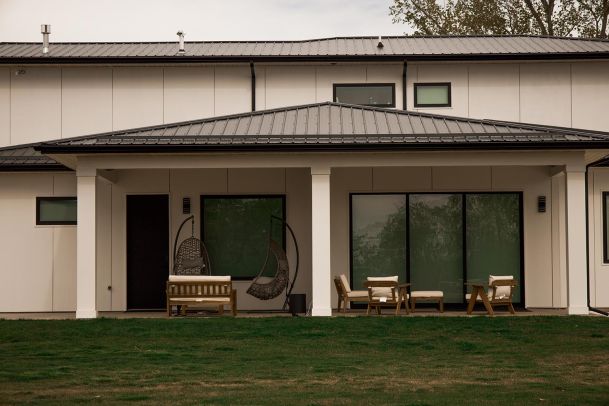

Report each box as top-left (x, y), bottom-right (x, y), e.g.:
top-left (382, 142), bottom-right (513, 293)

top-left (36, 197), bottom-right (77, 225)
top-left (333, 84), bottom-right (395, 107)
top-left (414, 83), bottom-right (451, 108)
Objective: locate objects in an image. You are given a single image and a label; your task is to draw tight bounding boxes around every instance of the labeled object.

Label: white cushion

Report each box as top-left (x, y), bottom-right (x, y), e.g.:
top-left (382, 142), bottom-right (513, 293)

top-left (169, 297), bottom-right (231, 303)
top-left (169, 275), bottom-right (231, 282)
top-left (367, 276), bottom-right (398, 298)
top-left (346, 290), bottom-right (368, 298)
top-left (489, 275), bottom-right (513, 299)
top-left (411, 291), bottom-right (443, 298)
top-left (340, 274), bottom-right (351, 293)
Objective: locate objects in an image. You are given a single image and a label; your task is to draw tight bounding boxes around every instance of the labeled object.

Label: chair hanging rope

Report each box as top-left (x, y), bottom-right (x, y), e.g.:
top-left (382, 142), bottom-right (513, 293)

top-left (246, 215), bottom-right (299, 309)
top-left (172, 215), bottom-right (211, 276)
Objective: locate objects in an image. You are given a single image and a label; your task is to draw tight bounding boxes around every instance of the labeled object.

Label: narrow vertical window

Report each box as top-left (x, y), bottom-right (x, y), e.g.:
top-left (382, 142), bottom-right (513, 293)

top-left (603, 192), bottom-right (609, 263)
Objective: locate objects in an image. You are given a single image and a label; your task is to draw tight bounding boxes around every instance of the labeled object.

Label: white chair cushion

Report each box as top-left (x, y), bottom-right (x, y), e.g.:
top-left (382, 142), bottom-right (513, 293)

top-left (340, 274), bottom-right (351, 293)
top-left (169, 297), bottom-right (231, 303)
top-left (489, 275), bottom-right (513, 299)
top-left (346, 290), bottom-right (368, 298)
top-left (169, 275), bottom-right (231, 282)
top-left (367, 276), bottom-right (398, 298)
top-left (411, 291), bottom-right (443, 298)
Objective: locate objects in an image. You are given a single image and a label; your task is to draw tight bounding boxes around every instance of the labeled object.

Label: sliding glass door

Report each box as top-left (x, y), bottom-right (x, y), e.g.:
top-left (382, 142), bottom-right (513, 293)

top-left (351, 195), bottom-right (407, 291)
top-left (350, 192), bottom-right (523, 304)
top-left (409, 194), bottom-right (463, 303)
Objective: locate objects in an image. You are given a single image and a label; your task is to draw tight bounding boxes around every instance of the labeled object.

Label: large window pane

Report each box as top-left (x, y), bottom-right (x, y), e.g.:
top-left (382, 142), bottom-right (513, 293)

top-left (202, 196), bottom-right (284, 279)
top-left (409, 194), bottom-right (463, 303)
top-left (466, 194), bottom-right (521, 302)
top-left (36, 197), bottom-right (77, 225)
top-left (351, 195), bottom-right (407, 291)
top-left (334, 84), bottom-right (394, 107)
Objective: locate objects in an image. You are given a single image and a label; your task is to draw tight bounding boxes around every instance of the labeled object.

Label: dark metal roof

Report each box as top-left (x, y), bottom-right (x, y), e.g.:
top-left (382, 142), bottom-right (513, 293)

top-left (0, 143), bottom-right (70, 171)
top-left (2, 35), bottom-right (609, 63)
top-left (36, 102), bottom-right (609, 153)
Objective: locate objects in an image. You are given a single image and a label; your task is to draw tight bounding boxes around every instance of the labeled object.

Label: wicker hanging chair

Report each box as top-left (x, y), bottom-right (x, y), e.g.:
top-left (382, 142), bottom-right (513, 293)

top-left (172, 215), bottom-right (211, 276)
top-left (247, 216), bottom-right (299, 309)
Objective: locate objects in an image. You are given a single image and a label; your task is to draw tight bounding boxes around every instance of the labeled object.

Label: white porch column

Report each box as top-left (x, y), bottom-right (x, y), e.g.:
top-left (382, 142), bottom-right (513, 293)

top-left (311, 166), bottom-right (332, 316)
top-left (76, 170), bottom-right (98, 319)
top-left (565, 167), bottom-right (589, 315)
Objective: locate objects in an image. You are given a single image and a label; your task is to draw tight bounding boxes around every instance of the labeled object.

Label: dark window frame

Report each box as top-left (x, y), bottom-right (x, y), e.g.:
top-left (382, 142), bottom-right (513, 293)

top-left (349, 191), bottom-right (524, 306)
top-left (333, 83), bottom-right (396, 108)
top-left (603, 192), bottom-right (609, 264)
top-left (414, 82), bottom-right (452, 108)
top-left (200, 194), bottom-right (287, 281)
top-left (36, 196), bottom-right (77, 225)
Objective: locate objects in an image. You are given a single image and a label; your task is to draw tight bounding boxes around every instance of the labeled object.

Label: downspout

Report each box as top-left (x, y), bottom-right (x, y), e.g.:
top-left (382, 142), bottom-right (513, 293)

top-left (585, 156), bottom-right (609, 316)
top-left (250, 61), bottom-right (256, 112)
top-left (402, 61), bottom-right (407, 110)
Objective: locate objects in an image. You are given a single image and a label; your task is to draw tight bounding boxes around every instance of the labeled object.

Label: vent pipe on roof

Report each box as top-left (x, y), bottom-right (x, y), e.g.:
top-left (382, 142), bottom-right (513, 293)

top-left (177, 30), bottom-right (185, 54)
top-left (377, 35), bottom-right (384, 49)
top-left (41, 24), bottom-right (51, 55)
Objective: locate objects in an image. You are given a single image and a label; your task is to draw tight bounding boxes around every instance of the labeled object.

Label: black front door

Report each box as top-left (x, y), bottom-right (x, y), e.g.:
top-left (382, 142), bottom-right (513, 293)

top-left (127, 195), bottom-right (169, 310)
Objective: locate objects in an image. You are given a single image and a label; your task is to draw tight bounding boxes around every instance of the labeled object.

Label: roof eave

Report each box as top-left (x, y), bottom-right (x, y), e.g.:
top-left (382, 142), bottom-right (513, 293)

top-left (36, 141), bottom-right (609, 154)
top-left (4, 52), bottom-right (609, 65)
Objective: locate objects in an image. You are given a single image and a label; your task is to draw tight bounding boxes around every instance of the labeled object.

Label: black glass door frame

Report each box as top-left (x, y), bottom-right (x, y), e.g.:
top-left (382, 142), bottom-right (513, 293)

top-left (349, 191), bottom-right (525, 305)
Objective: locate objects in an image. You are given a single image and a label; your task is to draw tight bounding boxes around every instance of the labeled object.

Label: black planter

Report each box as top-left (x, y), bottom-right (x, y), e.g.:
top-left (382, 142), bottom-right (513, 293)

top-left (288, 293), bottom-right (306, 315)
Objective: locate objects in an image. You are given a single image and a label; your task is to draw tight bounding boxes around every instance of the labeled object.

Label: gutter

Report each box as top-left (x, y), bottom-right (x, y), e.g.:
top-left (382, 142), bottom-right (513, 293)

top-left (36, 141), bottom-right (609, 154)
top-left (3, 53), bottom-right (609, 65)
top-left (586, 157), bottom-right (609, 316)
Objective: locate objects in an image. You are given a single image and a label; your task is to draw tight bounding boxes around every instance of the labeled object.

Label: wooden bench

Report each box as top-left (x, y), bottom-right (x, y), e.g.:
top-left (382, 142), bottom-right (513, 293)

top-left (410, 291), bottom-right (444, 313)
top-left (166, 275), bottom-right (237, 317)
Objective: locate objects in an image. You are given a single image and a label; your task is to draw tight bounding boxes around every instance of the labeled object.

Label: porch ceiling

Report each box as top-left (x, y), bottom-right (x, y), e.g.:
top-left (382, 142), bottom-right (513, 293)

top-left (35, 102), bottom-right (609, 154)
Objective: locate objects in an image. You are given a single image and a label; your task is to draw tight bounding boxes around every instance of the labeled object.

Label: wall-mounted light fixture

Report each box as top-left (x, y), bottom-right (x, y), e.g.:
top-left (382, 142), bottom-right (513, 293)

top-left (182, 197), bottom-right (191, 214)
top-left (538, 196), bottom-right (546, 213)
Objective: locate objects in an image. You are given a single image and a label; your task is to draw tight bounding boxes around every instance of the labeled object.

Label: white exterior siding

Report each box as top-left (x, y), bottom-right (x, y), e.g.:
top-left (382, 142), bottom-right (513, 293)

top-left (0, 172), bottom-right (76, 312)
top-left (10, 67), bottom-right (61, 145)
top-left (2, 61), bottom-right (609, 148)
top-left (62, 68), bottom-right (113, 138)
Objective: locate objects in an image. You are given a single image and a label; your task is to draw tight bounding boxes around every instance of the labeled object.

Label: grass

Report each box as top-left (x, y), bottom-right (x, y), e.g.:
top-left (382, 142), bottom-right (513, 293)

top-left (0, 316), bottom-right (609, 405)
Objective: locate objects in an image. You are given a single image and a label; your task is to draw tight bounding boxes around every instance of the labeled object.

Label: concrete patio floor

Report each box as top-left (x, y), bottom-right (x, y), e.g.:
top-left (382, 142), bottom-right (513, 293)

top-left (0, 307), bottom-right (580, 320)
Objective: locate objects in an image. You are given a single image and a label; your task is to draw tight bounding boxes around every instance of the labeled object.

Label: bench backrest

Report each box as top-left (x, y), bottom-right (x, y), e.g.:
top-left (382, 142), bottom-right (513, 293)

top-left (166, 280), bottom-right (233, 299)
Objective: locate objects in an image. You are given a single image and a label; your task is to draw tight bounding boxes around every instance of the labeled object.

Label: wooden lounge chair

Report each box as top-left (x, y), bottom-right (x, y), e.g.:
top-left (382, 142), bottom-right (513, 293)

top-left (466, 275), bottom-right (518, 315)
top-left (364, 276), bottom-right (409, 316)
top-left (333, 274), bottom-right (368, 312)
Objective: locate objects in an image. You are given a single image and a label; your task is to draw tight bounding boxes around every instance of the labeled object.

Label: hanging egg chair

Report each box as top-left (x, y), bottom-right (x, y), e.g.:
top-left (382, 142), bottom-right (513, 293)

top-left (172, 215), bottom-right (211, 276)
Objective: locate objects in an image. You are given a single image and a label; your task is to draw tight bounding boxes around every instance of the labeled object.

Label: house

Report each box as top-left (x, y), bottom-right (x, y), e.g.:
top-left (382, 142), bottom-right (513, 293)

top-left (1, 34), bottom-right (609, 317)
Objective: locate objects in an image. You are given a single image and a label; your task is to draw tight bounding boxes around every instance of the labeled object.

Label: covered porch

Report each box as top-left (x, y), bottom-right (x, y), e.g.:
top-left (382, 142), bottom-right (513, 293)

top-left (35, 102), bottom-right (609, 318)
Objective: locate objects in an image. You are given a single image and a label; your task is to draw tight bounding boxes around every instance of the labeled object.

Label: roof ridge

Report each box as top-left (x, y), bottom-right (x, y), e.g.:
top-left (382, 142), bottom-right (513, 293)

top-left (2, 34), bottom-right (609, 46)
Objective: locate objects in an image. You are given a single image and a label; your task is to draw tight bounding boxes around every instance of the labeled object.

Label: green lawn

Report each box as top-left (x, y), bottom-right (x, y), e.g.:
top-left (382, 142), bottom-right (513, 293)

top-left (1, 316), bottom-right (608, 405)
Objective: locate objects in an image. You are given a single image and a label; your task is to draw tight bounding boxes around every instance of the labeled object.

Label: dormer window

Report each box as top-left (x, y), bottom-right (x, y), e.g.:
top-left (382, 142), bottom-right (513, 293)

top-left (414, 83), bottom-right (451, 108)
top-left (333, 84), bottom-right (395, 107)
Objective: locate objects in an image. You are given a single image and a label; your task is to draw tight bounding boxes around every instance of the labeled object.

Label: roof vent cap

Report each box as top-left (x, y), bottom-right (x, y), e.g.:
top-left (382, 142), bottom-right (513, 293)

top-left (177, 30), bottom-right (186, 54)
top-left (377, 35), bottom-right (384, 49)
top-left (41, 24), bottom-right (51, 55)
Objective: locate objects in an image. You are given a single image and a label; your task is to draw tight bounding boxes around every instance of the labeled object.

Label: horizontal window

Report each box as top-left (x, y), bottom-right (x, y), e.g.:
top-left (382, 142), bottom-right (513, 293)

top-left (36, 197), bottom-right (77, 225)
top-left (333, 83), bottom-right (395, 107)
top-left (201, 196), bottom-right (285, 280)
top-left (414, 83), bottom-right (451, 108)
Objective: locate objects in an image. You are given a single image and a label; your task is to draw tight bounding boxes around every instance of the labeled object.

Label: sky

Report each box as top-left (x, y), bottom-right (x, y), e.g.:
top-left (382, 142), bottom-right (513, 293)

top-left (0, 0), bottom-right (410, 42)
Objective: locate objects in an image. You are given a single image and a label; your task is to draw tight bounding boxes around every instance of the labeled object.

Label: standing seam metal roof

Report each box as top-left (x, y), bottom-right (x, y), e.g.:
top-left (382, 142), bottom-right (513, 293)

top-left (2, 35), bottom-right (609, 61)
top-left (35, 102), bottom-right (609, 152)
